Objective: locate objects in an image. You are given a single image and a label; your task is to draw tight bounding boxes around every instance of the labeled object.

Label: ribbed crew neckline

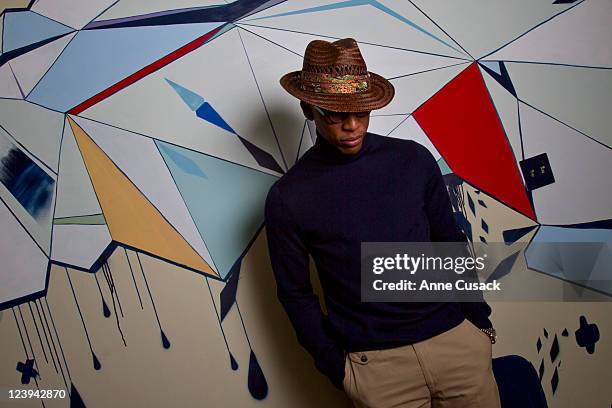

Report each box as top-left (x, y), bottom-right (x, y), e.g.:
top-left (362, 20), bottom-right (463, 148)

top-left (312, 130), bottom-right (374, 164)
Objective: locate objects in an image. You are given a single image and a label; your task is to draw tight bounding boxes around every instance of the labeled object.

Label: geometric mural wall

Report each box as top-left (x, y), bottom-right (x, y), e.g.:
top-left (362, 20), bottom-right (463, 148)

top-left (0, 0), bottom-right (610, 406)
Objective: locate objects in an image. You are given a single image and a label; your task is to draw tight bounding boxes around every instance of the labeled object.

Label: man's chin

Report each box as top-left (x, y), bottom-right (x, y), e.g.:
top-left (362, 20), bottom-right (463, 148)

top-left (338, 140), bottom-right (363, 155)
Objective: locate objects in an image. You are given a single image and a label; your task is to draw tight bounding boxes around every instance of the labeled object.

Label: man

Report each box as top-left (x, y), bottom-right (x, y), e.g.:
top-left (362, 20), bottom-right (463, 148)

top-left (264, 38), bottom-right (500, 408)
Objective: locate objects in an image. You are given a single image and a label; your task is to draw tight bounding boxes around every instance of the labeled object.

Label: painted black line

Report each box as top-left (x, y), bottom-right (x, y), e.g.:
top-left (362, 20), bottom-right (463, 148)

top-left (93, 272), bottom-right (108, 311)
top-left (53, 213), bottom-right (104, 221)
top-left (105, 261), bottom-right (124, 318)
top-left (518, 98), bottom-right (612, 152)
top-left (237, 22), bottom-right (471, 61)
top-left (72, 114), bottom-right (282, 178)
top-left (295, 120), bottom-right (306, 164)
top-left (0, 122), bottom-right (58, 176)
top-left (43, 298), bottom-right (73, 389)
top-left (36, 299), bottom-right (65, 385)
top-left (234, 301), bottom-right (252, 350)
top-left (30, 9), bottom-right (76, 31)
top-left (13, 97), bottom-right (66, 115)
top-left (136, 252), bottom-right (164, 331)
top-left (153, 141), bottom-right (220, 274)
top-left (516, 99), bottom-right (525, 160)
top-left (480, 0), bottom-right (586, 60)
top-left (236, 24), bottom-right (302, 57)
top-left (0, 193), bottom-right (48, 261)
top-left (15, 306), bottom-right (46, 407)
top-left (478, 65), bottom-right (527, 184)
top-left (388, 61), bottom-right (469, 81)
top-left (27, 302), bottom-right (51, 364)
top-left (406, 0), bottom-right (474, 60)
top-left (236, 27), bottom-right (289, 171)
top-left (17, 305), bottom-right (41, 377)
top-left (24, 31), bottom-right (78, 101)
top-left (385, 114), bottom-right (410, 136)
top-left (7, 62), bottom-right (26, 98)
top-left (64, 266), bottom-right (96, 354)
top-left (103, 263), bottom-right (127, 346)
top-left (488, 59), bottom-right (611, 70)
top-left (12, 307), bottom-right (30, 361)
top-left (204, 276), bottom-right (232, 355)
top-left (371, 113), bottom-right (412, 117)
top-left (48, 114), bottom-right (68, 266)
top-left (69, 117), bottom-right (215, 266)
top-left (124, 248), bottom-right (144, 309)
top-left (82, 0), bottom-right (121, 30)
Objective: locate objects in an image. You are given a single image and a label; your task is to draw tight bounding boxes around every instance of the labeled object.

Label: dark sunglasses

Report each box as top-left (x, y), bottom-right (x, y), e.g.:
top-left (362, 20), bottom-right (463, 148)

top-left (313, 105), bottom-right (371, 124)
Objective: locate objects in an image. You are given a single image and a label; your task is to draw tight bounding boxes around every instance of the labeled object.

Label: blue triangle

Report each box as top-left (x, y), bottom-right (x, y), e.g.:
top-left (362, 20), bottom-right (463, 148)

top-left (3, 11), bottom-right (74, 53)
top-left (156, 141), bottom-right (278, 278)
top-left (196, 102), bottom-right (235, 134)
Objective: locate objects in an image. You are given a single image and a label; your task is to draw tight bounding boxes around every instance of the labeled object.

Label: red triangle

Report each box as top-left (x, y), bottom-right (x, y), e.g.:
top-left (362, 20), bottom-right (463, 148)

top-left (413, 62), bottom-right (536, 221)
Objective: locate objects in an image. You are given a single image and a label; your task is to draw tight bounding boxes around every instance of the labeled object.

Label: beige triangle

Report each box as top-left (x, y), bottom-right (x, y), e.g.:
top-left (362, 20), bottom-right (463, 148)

top-left (68, 117), bottom-right (218, 277)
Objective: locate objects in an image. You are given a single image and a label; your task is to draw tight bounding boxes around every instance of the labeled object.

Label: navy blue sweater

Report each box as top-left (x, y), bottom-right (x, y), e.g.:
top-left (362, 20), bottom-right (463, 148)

top-left (264, 131), bottom-right (492, 390)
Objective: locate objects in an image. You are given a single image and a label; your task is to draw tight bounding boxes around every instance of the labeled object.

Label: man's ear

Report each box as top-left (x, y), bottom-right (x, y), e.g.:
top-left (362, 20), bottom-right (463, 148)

top-left (300, 101), bottom-right (314, 120)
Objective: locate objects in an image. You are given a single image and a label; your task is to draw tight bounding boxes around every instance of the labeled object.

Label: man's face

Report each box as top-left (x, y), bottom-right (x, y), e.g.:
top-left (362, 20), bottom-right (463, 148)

top-left (302, 102), bottom-right (370, 155)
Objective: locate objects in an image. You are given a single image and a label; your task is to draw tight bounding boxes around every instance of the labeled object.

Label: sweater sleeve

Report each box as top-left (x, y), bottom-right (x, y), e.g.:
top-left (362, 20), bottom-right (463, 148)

top-left (264, 183), bottom-right (346, 390)
top-left (421, 146), bottom-right (493, 329)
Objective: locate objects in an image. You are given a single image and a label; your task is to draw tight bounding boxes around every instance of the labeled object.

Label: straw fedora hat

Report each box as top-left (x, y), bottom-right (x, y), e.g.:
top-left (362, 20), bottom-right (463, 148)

top-left (280, 38), bottom-right (394, 112)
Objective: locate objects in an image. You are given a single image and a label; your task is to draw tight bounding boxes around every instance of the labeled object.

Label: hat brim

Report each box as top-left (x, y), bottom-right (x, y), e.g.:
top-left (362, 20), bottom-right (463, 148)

top-left (279, 71), bottom-right (394, 112)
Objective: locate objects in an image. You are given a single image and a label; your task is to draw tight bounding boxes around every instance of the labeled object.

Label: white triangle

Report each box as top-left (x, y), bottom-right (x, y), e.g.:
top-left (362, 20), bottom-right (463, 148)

top-left (479, 65), bottom-right (523, 168)
top-left (487, 0), bottom-right (612, 68)
top-left (51, 224), bottom-right (112, 270)
top-left (0, 199), bottom-right (49, 305)
top-left (31, 0), bottom-right (117, 29)
top-left (506, 61), bottom-right (612, 148)
top-left (243, 0), bottom-right (467, 59)
top-left (0, 63), bottom-right (22, 99)
top-left (238, 27), bottom-right (305, 169)
top-left (72, 115), bottom-right (218, 272)
top-left (411, 0), bottom-right (581, 59)
top-left (368, 115), bottom-right (408, 136)
top-left (55, 116), bottom-right (103, 218)
top-left (520, 101), bottom-right (612, 225)
top-left (387, 115), bottom-right (441, 161)
top-left (10, 31), bottom-right (76, 97)
top-left (237, 24), bottom-right (464, 80)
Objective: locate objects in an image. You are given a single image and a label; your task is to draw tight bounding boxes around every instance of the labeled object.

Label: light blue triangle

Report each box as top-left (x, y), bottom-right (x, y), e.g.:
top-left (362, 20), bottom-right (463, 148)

top-left (3, 11), bottom-right (74, 53)
top-left (437, 157), bottom-right (452, 175)
top-left (165, 78), bottom-right (205, 111)
top-left (27, 21), bottom-right (223, 112)
top-left (480, 60), bottom-right (502, 76)
top-left (156, 141), bottom-right (279, 279)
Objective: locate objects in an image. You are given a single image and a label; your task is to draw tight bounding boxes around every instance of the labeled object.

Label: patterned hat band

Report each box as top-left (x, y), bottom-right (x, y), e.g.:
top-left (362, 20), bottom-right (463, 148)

top-left (300, 71), bottom-right (370, 94)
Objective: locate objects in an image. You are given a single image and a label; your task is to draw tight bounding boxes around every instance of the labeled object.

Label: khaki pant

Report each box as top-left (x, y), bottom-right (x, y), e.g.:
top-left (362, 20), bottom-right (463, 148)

top-left (342, 319), bottom-right (501, 408)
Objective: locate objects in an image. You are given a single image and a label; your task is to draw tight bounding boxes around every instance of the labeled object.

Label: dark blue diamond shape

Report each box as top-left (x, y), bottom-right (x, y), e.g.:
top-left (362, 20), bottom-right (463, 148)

top-left (520, 153), bottom-right (555, 191)
top-left (549, 335), bottom-right (560, 363)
